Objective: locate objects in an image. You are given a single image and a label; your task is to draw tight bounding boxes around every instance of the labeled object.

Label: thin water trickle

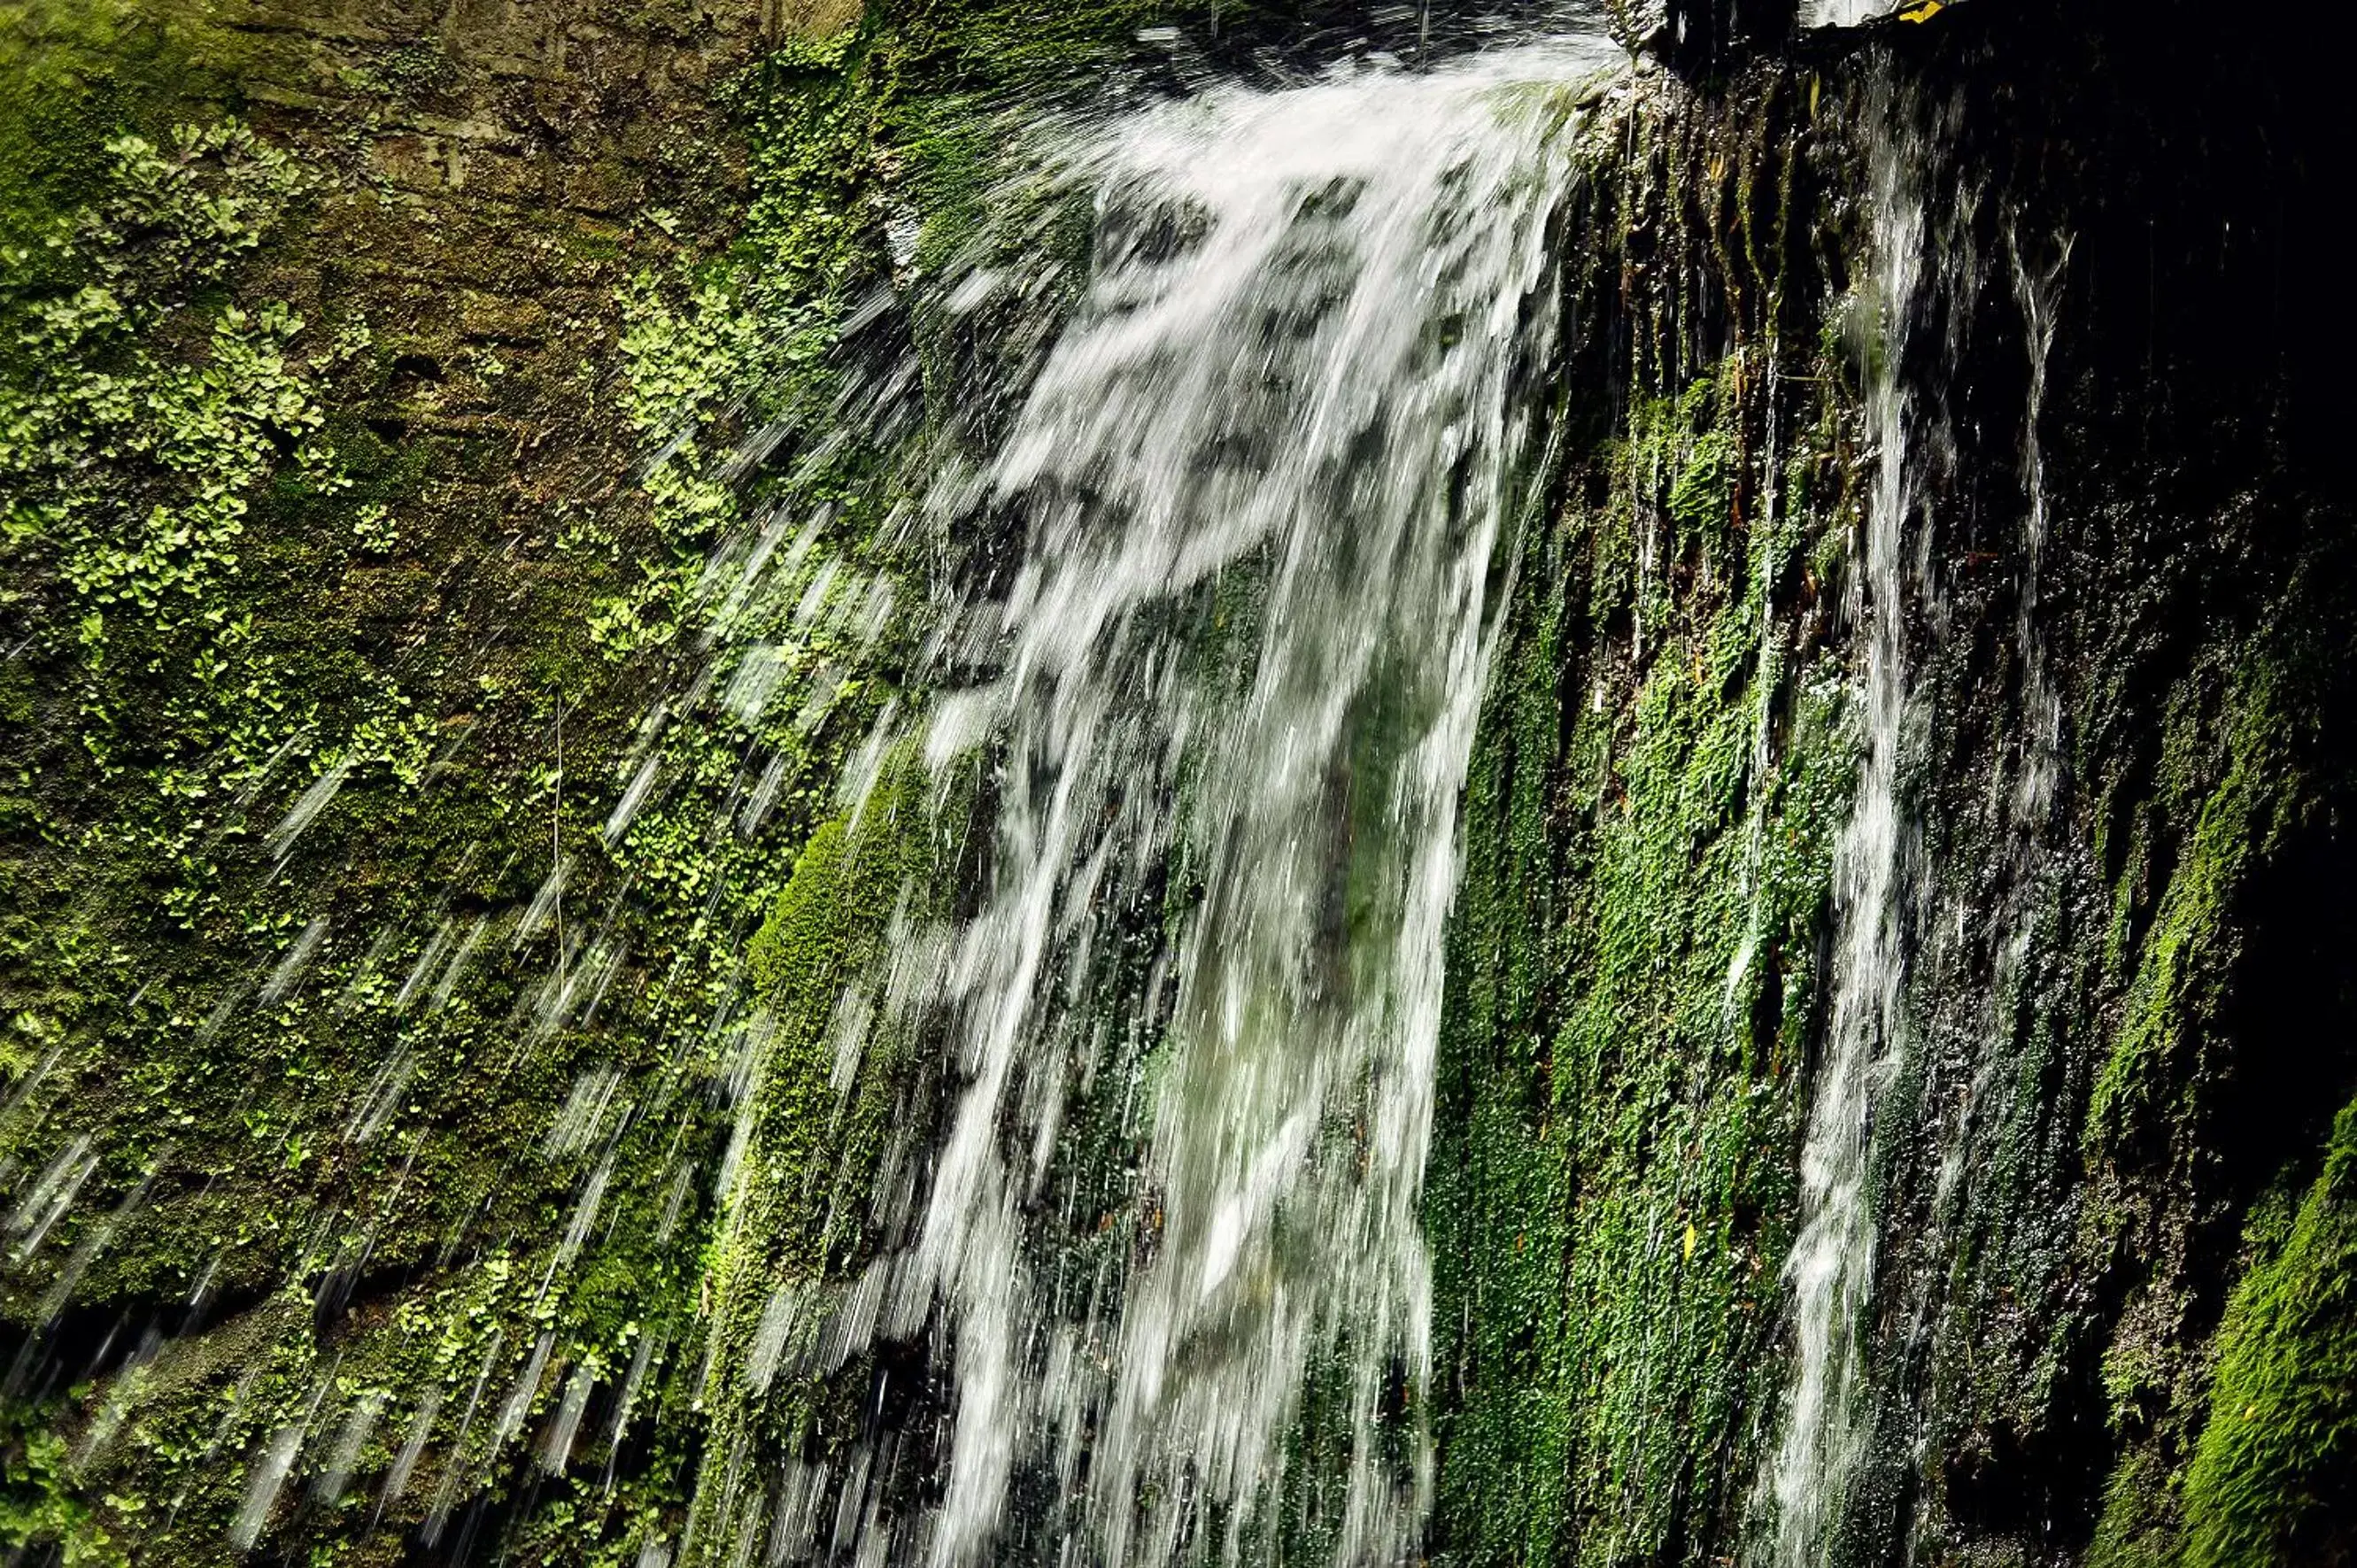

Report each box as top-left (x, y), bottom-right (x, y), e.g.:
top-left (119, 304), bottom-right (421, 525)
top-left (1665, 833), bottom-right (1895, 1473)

top-left (2005, 225), bottom-right (2070, 843)
top-left (869, 38), bottom-right (1616, 1568)
top-left (1766, 69), bottom-right (1928, 1568)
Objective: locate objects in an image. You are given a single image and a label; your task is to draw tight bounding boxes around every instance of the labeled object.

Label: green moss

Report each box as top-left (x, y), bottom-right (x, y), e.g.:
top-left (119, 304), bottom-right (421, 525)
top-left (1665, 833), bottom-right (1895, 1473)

top-left (2086, 665), bottom-right (2297, 1159)
top-left (682, 748), bottom-right (963, 1552)
top-left (2075, 641), bottom-right (2330, 1566)
top-left (1431, 321), bottom-right (1858, 1564)
top-left (727, 751), bottom-right (948, 1287)
top-left (2176, 1098), bottom-right (2357, 1566)
top-left (1, 1396), bottom-right (129, 1566)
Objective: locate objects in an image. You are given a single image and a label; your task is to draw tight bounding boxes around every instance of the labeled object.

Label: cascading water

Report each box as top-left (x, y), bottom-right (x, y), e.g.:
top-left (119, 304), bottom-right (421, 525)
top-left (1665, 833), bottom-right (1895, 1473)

top-left (1764, 69), bottom-right (1929, 1568)
top-left (0, 25), bottom-right (1629, 1562)
top-left (849, 38), bottom-right (1613, 1568)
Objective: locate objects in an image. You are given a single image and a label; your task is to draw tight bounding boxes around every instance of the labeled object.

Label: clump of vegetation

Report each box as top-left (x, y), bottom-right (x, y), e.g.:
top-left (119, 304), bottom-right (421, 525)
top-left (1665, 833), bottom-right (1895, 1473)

top-left (2179, 1097), bottom-right (2357, 1566)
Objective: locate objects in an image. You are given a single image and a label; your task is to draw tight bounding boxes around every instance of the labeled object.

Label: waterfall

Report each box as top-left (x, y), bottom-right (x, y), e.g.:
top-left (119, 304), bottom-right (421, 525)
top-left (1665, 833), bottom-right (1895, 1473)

top-left (857, 37), bottom-right (1613, 1568)
top-left (1798, 0), bottom-right (1965, 28)
top-left (2005, 224), bottom-right (2069, 844)
top-left (1766, 71), bottom-right (1930, 1568)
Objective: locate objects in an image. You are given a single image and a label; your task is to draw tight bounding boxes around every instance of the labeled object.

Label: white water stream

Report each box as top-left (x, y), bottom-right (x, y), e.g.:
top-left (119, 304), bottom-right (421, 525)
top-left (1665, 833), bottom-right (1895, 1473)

top-left (867, 38), bottom-right (1614, 1568)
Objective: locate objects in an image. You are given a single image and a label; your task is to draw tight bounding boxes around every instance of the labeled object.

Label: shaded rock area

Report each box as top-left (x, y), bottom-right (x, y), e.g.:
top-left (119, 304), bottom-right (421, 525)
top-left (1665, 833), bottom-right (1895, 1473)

top-left (1433, 5), bottom-right (2357, 1567)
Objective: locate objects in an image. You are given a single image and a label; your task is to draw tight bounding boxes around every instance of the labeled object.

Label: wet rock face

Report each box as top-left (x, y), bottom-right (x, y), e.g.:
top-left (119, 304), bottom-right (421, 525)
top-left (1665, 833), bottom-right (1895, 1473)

top-left (0, 0), bottom-right (800, 1556)
top-left (0, 0), bottom-right (783, 1272)
top-left (1432, 5), bottom-right (2357, 1567)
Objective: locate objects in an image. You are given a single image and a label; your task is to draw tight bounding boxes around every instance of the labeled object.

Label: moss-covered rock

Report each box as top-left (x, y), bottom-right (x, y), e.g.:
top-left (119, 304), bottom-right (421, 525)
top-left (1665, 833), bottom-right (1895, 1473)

top-left (2178, 1099), bottom-right (2357, 1567)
